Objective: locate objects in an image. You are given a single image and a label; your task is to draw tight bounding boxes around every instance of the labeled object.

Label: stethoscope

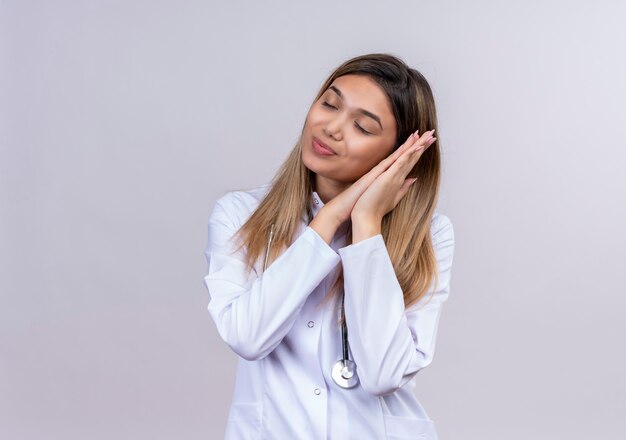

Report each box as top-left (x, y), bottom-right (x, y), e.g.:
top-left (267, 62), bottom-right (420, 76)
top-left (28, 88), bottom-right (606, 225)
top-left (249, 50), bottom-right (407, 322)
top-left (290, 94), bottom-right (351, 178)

top-left (330, 292), bottom-right (359, 388)
top-left (262, 220), bottom-right (359, 389)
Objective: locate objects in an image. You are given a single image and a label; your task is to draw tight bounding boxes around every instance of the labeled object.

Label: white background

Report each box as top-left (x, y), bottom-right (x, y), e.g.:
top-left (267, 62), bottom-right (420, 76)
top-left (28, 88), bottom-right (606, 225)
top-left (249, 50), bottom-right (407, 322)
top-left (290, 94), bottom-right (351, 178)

top-left (1, 1), bottom-right (625, 438)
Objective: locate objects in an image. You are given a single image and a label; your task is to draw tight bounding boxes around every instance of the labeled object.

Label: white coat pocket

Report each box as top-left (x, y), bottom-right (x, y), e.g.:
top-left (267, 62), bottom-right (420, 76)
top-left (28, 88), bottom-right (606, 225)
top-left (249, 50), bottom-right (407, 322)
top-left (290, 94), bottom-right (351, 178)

top-left (224, 401), bottom-right (262, 439)
top-left (383, 414), bottom-right (438, 440)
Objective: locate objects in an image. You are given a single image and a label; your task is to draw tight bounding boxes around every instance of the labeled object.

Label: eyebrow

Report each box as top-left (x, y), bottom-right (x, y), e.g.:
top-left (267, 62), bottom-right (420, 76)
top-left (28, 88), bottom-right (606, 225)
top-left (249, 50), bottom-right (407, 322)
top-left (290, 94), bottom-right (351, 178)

top-left (328, 85), bottom-right (383, 130)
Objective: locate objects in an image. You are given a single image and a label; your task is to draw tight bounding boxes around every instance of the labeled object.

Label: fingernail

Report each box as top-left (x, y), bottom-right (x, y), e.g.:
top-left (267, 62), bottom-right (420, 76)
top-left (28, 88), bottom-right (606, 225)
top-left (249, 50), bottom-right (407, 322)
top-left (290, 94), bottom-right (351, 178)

top-left (431, 129), bottom-right (436, 135)
top-left (414, 129), bottom-right (420, 136)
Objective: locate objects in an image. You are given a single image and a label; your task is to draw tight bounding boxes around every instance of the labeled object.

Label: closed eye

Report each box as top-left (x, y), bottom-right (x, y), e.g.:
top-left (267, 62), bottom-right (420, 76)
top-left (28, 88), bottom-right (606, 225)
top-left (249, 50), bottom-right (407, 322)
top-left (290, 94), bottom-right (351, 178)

top-left (322, 102), bottom-right (372, 135)
top-left (354, 122), bottom-right (372, 135)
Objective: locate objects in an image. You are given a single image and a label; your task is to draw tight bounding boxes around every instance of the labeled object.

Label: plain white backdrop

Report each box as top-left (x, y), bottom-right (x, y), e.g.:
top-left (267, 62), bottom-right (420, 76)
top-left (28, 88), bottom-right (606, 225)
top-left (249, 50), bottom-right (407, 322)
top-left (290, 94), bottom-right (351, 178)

top-left (1, 1), bottom-right (625, 439)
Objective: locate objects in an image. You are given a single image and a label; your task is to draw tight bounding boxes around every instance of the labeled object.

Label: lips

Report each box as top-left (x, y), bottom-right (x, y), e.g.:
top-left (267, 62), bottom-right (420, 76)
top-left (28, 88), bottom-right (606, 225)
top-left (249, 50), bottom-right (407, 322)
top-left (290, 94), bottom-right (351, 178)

top-left (312, 137), bottom-right (336, 155)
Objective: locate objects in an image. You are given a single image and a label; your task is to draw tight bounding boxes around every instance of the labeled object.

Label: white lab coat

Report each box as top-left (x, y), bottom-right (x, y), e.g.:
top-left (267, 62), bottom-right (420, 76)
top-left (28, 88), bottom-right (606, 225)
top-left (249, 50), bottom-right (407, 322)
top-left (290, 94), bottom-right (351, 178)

top-left (203, 181), bottom-right (455, 440)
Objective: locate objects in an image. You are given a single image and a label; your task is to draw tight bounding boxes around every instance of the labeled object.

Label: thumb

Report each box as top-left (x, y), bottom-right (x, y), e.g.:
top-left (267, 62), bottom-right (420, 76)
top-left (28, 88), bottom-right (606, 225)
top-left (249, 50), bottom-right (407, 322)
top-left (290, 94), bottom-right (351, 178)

top-left (403, 177), bottom-right (418, 191)
top-left (395, 177), bottom-right (418, 204)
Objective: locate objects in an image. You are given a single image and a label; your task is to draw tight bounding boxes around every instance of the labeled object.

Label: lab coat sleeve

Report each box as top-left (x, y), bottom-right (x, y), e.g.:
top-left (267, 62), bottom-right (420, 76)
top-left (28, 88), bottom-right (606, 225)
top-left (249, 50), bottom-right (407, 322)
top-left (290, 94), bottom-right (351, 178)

top-left (203, 192), bottom-right (342, 361)
top-left (337, 214), bottom-right (455, 396)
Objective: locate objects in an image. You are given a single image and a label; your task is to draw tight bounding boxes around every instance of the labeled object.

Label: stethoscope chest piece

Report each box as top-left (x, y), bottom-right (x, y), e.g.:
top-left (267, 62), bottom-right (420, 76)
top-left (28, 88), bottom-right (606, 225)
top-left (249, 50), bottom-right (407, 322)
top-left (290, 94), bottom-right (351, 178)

top-left (331, 358), bottom-right (359, 388)
top-left (331, 290), bottom-right (359, 389)
top-left (264, 221), bottom-right (359, 390)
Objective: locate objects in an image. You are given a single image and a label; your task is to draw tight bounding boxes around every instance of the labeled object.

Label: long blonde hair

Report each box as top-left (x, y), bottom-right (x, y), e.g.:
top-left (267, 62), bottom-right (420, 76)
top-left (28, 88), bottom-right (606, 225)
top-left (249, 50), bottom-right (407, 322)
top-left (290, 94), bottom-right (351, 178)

top-left (231, 53), bottom-right (442, 323)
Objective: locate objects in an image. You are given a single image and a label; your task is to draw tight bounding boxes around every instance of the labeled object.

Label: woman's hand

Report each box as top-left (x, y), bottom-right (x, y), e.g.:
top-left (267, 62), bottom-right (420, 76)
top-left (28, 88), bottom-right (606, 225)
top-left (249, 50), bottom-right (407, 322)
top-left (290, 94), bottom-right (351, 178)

top-left (351, 129), bottom-right (437, 223)
top-left (321, 130), bottom-right (429, 227)
top-left (310, 129), bottom-right (435, 244)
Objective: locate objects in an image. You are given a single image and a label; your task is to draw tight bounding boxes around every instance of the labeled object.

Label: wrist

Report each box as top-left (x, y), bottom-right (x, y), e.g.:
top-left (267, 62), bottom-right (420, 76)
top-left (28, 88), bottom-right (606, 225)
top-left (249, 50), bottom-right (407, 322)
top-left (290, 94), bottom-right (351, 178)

top-left (309, 207), bottom-right (341, 245)
top-left (351, 215), bottom-right (382, 243)
top-left (317, 205), bottom-right (345, 230)
top-left (351, 211), bottom-right (383, 225)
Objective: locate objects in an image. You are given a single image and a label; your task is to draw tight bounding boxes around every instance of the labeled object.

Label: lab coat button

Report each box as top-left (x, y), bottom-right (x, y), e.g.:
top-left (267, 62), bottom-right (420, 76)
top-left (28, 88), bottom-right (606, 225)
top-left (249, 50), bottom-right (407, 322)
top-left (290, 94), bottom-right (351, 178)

top-left (314, 388), bottom-right (321, 395)
top-left (307, 320), bottom-right (315, 328)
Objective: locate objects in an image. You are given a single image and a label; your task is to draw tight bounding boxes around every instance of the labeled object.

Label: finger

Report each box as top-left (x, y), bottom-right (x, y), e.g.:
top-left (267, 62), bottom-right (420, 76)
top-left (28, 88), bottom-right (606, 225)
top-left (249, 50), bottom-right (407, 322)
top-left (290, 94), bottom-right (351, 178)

top-left (393, 177), bottom-right (418, 205)
top-left (398, 130), bottom-right (421, 154)
top-left (376, 130), bottom-right (421, 172)
top-left (348, 131), bottom-right (425, 193)
top-left (396, 129), bottom-right (435, 160)
top-left (412, 129), bottom-right (435, 149)
top-left (399, 131), bottom-right (435, 161)
top-left (388, 134), bottom-right (436, 177)
top-left (414, 135), bottom-right (436, 153)
top-left (402, 131), bottom-right (436, 161)
top-left (372, 129), bottom-right (434, 178)
top-left (387, 129), bottom-right (421, 161)
top-left (405, 136), bottom-right (437, 170)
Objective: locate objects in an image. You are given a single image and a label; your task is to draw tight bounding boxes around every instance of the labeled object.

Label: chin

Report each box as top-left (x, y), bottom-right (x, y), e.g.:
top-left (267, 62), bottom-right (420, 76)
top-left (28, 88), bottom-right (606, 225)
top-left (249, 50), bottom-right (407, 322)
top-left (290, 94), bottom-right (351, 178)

top-left (303, 159), bottom-right (353, 184)
top-left (301, 144), bottom-right (318, 172)
top-left (302, 147), bottom-right (331, 177)
top-left (301, 138), bottom-right (359, 182)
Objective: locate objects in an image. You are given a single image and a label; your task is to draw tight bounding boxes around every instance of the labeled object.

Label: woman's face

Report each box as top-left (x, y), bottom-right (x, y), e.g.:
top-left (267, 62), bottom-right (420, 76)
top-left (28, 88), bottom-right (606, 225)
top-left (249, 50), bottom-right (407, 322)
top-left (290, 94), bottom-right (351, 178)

top-left (302, 74), bottom-right (397, 183)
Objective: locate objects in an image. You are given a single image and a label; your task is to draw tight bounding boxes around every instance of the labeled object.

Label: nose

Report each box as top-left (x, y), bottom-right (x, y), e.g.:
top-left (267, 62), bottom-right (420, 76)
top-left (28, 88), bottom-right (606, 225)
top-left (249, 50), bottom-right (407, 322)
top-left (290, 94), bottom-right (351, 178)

top-left (323, 115), bottom-right (344, 141)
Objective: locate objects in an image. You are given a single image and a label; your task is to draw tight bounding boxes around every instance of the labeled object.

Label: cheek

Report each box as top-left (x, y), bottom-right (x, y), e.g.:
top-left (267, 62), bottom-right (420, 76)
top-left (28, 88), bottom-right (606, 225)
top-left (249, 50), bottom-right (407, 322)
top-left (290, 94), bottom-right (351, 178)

top-left (354, 139), bottom-right (392, 163)
top-left (345, 140), bottom-right (392, 174)
top-left (342, 146), bottom-right (380, 176)
top-left (306, 109), bottom-right (324, 128)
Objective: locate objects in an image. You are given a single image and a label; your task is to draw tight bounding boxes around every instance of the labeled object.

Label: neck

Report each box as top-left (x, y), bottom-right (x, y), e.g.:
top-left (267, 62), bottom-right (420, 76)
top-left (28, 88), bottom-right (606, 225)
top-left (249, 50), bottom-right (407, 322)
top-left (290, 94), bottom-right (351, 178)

top-left (313, 174), bottom-right (351, 204)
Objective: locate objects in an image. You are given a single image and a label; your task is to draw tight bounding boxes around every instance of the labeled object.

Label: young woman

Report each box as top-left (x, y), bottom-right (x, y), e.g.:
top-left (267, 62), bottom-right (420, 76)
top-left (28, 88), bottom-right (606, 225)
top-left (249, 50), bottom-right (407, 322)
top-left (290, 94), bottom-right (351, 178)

top-left (203, 53), bottom-right (455, 439)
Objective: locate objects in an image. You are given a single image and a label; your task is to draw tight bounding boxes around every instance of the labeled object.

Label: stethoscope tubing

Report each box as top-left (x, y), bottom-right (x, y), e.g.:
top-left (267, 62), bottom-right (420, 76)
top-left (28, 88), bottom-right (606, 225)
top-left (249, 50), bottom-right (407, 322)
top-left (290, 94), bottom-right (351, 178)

top-left (263, 220), bottom-right (359, 389)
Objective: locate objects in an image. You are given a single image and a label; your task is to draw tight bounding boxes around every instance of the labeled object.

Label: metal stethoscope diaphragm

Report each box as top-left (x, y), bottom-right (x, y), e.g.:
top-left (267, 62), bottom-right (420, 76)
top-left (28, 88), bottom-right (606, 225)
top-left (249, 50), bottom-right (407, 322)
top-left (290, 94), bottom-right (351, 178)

top-left (330, 291), bottom-right (359, 388)
top-left (263, 222), bottom-right (359, 389)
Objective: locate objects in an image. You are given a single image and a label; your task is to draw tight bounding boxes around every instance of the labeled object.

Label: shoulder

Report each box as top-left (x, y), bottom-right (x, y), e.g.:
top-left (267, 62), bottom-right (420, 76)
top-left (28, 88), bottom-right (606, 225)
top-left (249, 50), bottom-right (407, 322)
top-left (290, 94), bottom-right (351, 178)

top-left (211, 181), bottom-right (273, 227)
top-left (430, 212), bottom-right (454, 246)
